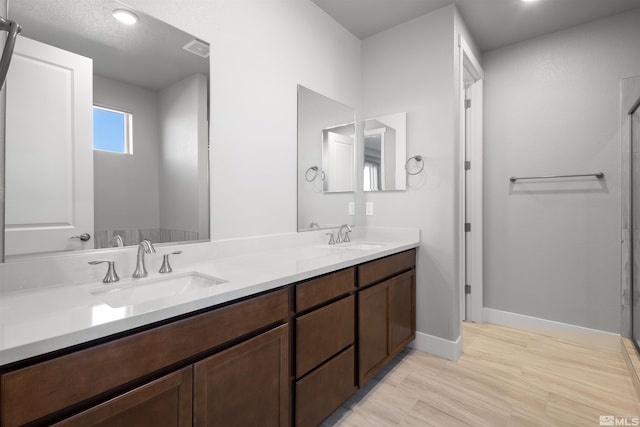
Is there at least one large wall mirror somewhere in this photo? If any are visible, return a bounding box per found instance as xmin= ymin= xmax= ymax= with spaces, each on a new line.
xmin=297 ymin=85 xmax=355 ymax=231
xmin=3 ymin=0 xmax=210 ymax=260
xmin=363 ymin=112 xmax=407 ymax=191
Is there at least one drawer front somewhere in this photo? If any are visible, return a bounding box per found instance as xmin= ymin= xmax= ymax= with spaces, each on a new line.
xmin=296 ymin=267 xmax=355 ymax=312
xmin=296 ymin=295 xmax=355 ymax=378
xmin=296 ymin=346 xmax=356 ymax=427
xmin=358 ymin=249 xmax=416 ymax=288
xmin=0 ymin=288 xmax=289 ymax=427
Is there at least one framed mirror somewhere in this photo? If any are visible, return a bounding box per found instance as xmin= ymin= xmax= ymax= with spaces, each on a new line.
xmin=297 ymin=85 xmax=355 ymax=231
xmin=3 ymin=0 xmax=210 ymax=260
xmin=363 ymin=112 xmax=407 ymax=191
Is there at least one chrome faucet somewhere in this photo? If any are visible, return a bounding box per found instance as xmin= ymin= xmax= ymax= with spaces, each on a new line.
xmin=336 ymin=224 xmax=352 ymax=243
xmin=110 ymin=235 xmax=124 ymax=247
xmin=132 ymin=239 xmax=156 ymax=278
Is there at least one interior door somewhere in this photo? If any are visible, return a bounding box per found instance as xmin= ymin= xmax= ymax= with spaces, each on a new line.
xmin=325 ymin=131 xmax=354 ymax=192
xmin=464 ymin=79 xmax=484 ymax=322
xmin=5 ymin=36 xmax=94 ymax=256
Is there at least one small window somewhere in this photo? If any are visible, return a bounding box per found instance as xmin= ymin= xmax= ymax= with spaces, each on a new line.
xmin=93 ymin=106 xmax=133 ymax=154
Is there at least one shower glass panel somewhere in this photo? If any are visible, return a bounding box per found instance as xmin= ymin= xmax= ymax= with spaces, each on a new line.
xmin=631 ymin=97 xmax=640 ymax=349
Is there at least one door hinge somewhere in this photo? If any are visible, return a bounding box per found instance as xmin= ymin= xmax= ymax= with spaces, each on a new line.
xmin=465 ymin=222 xmax=471 ymax=232
xmin=464 ymin=161 xmax=471 ymax=171
xmin=464 ymin=99 xmax=471 ymax=109
xmin=465 ymin=285 xmax=471 ymax=294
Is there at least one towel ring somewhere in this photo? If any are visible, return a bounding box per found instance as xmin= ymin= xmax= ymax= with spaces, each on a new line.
xmin=405 ymin=155 xmax=424 ymax=175
xmin=305 ymin=166 xmax=325 ymax=182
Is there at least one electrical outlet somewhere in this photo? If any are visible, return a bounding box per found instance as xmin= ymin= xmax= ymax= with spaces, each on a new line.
xmin=348 ymin=202 xmax=355 ymax=215
xmin=366 ymin=202 xmax=374 ymax=216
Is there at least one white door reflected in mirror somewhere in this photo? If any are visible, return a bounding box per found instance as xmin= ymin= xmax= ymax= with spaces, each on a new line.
xmin=5 ymin=37 xmax=94 ymax=257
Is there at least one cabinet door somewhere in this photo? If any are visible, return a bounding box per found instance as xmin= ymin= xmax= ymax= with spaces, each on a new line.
xmin=390 ymin=270 xmax=416 ymax=356
xmin=54 ymin=367 xmax=192 ymax=427
xmin=194 ymin=324 xmax=289 ymax=427
xmin=358 ymin=282 xmax=390 ymax=385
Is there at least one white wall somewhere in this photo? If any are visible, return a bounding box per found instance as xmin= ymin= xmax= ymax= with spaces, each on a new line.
xmin=483 ymin=9 xmax=640 ymax=333
xmin=93 ymin=75 xmax=161 ymax=231
xmin=158 ymin=73 xmax=208 ymax=236
xmin=361 ymin=5 xmax=480 ymax=344
xmin=129 ymin=0 xmax=362 ymax=240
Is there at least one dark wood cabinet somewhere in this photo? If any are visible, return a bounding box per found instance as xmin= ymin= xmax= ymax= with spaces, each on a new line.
xmin=0 ymin=289 xmax=289 ymax=427
xmin=294 ymin=268 xmax=357 ymax=426
xmin=358 ymin=250 xmax=416 ymax=386
xmin=194 ymin=324 xmax=289 ymax=427
xmin=53 ymin=367 xmax=193 ymax=427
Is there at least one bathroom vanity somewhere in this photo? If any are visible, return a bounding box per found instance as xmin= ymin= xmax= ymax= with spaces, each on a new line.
xmin=0 ymin=237 xmax=417 ymax=427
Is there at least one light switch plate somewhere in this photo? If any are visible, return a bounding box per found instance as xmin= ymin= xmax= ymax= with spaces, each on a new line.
xmin=348 ymin=202 xmax=355 ymax=215
xmin=366 ymin=202 xmax=374 ymax=216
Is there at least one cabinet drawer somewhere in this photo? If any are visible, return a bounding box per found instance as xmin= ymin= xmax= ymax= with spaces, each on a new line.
xmin=0 ymin=288 xmax=289 ymax=427
xmin=358 ymin=249 xmax=416 ymax=288
xmin=296 ymin=267 xmax=354 ymax=312
xmin=296 ymin=346 xmax=356 ymax=427
xmin=296 ymin=295 xmax=354 ymax=378
xmin=53 ymin=367 xmax=193 ymax=427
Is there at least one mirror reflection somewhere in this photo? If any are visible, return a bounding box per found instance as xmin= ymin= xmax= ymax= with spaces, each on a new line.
xmin=297 ymin=85 xmax=355 ymax=231
xmin=363 ymin=112 xmax=407 ymax=191
xmin=4 ymin=0 xmax=210 ymax=259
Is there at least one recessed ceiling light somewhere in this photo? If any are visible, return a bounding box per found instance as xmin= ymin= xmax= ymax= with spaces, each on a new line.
xmin=112 ymin=9 xmax=139 ymax=25
xmin=521 ymin=0 xmax=539 ymax=2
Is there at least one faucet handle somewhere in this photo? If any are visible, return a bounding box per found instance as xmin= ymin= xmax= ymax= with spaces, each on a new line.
xmin=159 ymin=251 xmax=182 ymax=274
xmin=325 ymin=233 xmax=336 ymax=245
xmin=343 ymin=229 xmax=351 ymax=243
xmin=89 ymin=260 xmax=120 ymax=283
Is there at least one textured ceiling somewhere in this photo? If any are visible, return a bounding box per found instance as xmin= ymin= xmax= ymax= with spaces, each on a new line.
xmin=311 ymin=0 xmax=640 ymax=51
xmin=9 ymin=0 xmax=209 ymax=91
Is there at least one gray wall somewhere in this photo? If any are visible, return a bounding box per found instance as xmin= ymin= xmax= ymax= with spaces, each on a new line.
xmin=483 ymin=9 xmax=640 ymax=333
xmin=361 ymin=5 xmax=480 ymax=343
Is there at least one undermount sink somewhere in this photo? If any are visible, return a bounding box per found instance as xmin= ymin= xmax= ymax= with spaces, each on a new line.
xmin=90 ymin=272 xmax=228 ymax=309
xmin=343 ymin=243 xmax=384 ymax=250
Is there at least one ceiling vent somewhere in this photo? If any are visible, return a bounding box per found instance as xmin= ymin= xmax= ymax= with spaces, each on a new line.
xmin=183 ymin=39 xmax=210 ymax=58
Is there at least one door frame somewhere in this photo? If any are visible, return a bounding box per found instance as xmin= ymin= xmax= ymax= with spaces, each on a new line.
xmin=458 ymin=35 xmax=484 ymax=324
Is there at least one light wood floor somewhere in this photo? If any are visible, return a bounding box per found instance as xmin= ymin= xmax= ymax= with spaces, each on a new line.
xmin=324 ymin=322 xmax=640 ymax=426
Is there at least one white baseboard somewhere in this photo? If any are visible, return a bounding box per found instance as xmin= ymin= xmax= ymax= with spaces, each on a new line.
xmin=410 ymin=331 xmax=462 ymax=361
xmin=483 ymin=307 xmax=621 ymax=352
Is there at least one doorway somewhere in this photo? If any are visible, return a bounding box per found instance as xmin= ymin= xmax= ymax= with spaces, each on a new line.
xmin=458 ymin=36 xmax=484 ymax=324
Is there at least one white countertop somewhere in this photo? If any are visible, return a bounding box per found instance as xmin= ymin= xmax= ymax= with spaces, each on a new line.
xmin=0 ymin=228 xmax=419 ymax=366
